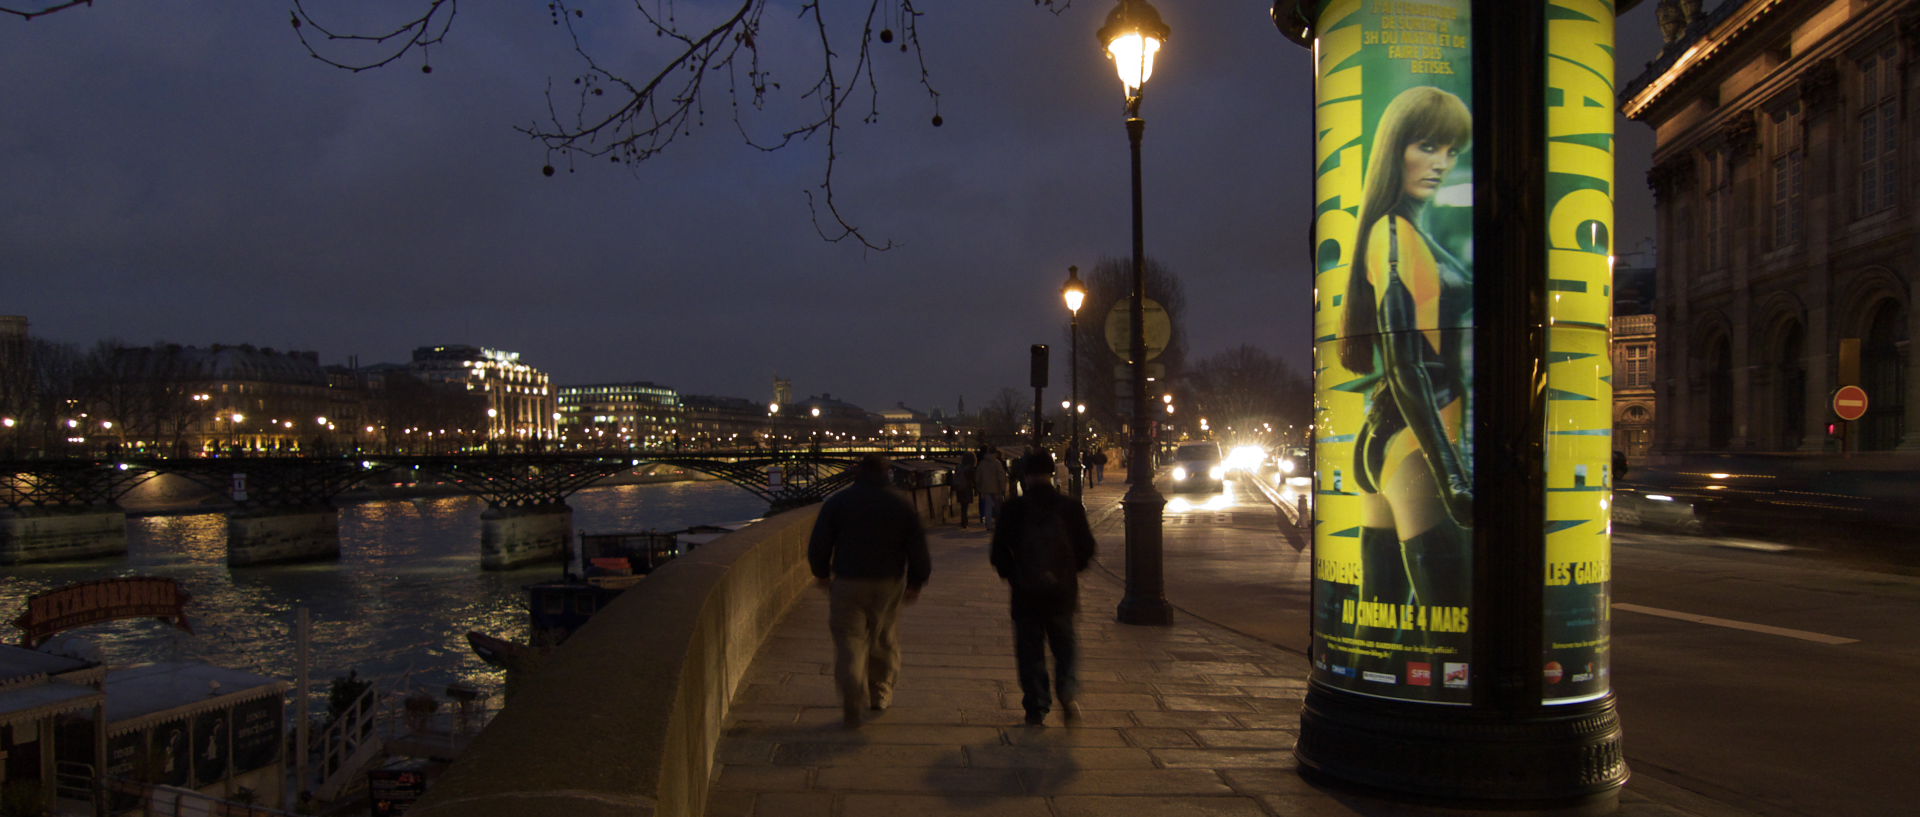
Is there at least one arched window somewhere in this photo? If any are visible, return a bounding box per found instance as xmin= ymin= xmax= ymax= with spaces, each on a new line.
xmin=1861 ymin=301 xmax=1906 ymax=451
xmin=1706 ymin=336 xmax=1734 ymax=450
xmin=1777 ymin=323 xmax=1805 ymax=451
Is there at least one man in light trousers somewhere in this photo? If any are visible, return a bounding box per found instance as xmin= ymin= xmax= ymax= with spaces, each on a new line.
xmin=808 ymin=455 xmax=931 ymax=727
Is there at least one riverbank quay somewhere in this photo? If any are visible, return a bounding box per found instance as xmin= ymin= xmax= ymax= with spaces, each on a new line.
xmin=700 ymin=480 xmax=1713 ymax=817
xmin=409 ymin=475 xmax=1711 ymax=816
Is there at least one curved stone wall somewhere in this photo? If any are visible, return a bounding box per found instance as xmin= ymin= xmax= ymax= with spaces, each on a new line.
xmin=411 ymin=505 xmax=822 ymax=817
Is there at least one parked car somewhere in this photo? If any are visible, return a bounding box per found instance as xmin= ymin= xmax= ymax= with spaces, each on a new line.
xmin=1168 ymin=441 xmax=1226 ymax=493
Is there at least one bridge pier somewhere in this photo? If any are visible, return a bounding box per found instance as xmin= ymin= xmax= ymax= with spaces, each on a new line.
xmin=227 ymin=505 xmax=341 ymax=566
xmin=480 ymin=504 xmax=572 ymax=570
xmin=0 ymin=506 xmax=128 ymax=565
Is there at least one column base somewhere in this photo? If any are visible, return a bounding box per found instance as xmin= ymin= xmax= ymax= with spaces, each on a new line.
xmin=1296 ymin=682 xmax=1627 ymax=808
xmin=0 ymin=507 xmax=127 ymax=565
xmin=228 ymin=507 xmax=341 ymax=566
xmin=1116 ymin=489 xmax=1172 ymax=626
xmin=481 ymin=505 xmax=573 ymax=571
xmin=1115 ymin=595 xmax=1173 ymax=625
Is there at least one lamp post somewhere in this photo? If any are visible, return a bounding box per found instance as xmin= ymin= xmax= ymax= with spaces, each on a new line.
xmin=1062 ymin=265 xmax=1087 ymax=499
xmin=1100 ymin=0 xmax=1172 ymax=626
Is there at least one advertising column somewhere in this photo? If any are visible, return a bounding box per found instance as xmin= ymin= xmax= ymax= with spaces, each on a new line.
xmin=1284 ymin=0 xmax=1626 ymax=805
xmin=1309 ymin=0 xmax=1476 ymax=706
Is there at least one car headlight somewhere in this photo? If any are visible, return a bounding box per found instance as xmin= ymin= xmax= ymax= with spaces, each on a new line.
xmin=1172 ymin=466 xmax=1189 ymax=481
xmin=1280 ymin=458 xmax=1296 ymax=474
xmin=1209 ymin=465 xmax=1225 ymax=481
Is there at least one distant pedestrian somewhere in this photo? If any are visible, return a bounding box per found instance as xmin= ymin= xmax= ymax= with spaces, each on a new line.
xmin=808 ymin=455 xmax=932 ymax=727
xmin=1089 ymin=448 xmax=1108 ymax=485
xmin=991 ymin=450 xmax=1097 ymax=726
xmin=1008 ymin=450 xmax=1028 ymax=498
xmin=954 ymin=452 xmax=978 ymax=529
xmin=978 ymin=448 xmax=1009 ymax=528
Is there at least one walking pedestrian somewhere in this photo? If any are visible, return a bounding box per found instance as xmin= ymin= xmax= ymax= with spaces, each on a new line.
xmin=808 ymin=455 xmax=932 ymax=727
xmin=978 ymin=447 xmax=1009 ymax=528
xmin=990 ymin=450 xmax=1096 ymax=726
xmin=1007 ymin=451 xmax=1027 ymax=499
xmin=1089 ymin=448 xmax=1108 ymax=485
xmin=954 ymin=452 xmax=978 ymax=529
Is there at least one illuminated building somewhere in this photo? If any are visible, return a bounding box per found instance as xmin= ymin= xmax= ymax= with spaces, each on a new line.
xmin=1613 ymin=242 xmax=1658 ymax=460
xmin=1623 ymin=0 xmax=1920 ymax=454
xmin=876 ymin=403 xmax=949 ymax=440
xmin=410 ymin=346 xmax=558 ymax=443
xmin=557 ymin=382 xmax=683 ymax=449
xmin=98 ymin=344 xmax=346 ymax=454
xmin=682 ymin=394 xmax=776 ymax=448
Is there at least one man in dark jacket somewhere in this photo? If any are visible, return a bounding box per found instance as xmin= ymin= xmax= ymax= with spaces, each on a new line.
xmin=808 ymin=455 xmax=932 ymax=727
xmin=990 ymin=450 xmax=1097 ymax=725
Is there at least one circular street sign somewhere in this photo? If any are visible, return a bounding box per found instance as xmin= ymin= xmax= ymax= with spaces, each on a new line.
xmin=1104 ymin=298 xmax=1172 ymax=362
xmin=1832 ymin=385 xmax=1869 ymax=421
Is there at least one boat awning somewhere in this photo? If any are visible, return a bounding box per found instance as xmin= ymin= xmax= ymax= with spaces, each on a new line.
xmin=0 ymin=643 xmax=90 ymax=685
xmin=104 ymin=662 xmax=288 ymax=737
xmin=0 ymin=680 xmax=104 ymax=727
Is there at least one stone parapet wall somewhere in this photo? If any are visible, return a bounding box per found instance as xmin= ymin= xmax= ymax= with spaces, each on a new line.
xmin=411 ymin=504 xmax=822 ymax=817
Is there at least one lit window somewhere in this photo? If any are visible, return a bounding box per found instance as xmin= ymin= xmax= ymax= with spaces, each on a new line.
xmin=1769 ymin=101 xmax=1805 ymax=249
xmin=1703 ymin=150 xmax=1730 ymax=269
xmin=1857 ymin=42 xmax=1900 ymax=216
xmin=1622 ymin=345 xmax=1652 ymax=388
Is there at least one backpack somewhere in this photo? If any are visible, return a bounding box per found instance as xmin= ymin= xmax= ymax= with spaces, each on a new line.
xmin=1013 ymin=501 xmax=1079 ymax=596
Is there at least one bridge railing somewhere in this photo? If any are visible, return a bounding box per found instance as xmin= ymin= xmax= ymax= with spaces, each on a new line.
xmin=407 ymin=505 xmax=824 ymax=817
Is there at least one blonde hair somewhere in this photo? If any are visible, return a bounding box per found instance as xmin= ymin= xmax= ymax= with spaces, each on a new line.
xmin=1338 ymin=86 xmax=1472 ymax=374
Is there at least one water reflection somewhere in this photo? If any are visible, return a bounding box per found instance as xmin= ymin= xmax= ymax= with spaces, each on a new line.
xmin=1 ymin=479 xmax=763 ymax=705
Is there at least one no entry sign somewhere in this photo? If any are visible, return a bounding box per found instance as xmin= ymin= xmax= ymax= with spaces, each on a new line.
xmin=1833 ymin=385 xmax=1869 ymax=421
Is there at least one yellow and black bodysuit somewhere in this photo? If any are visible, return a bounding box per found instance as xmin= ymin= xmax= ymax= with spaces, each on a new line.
xmin=1354 ymin=211 xmax=1473 ymax=617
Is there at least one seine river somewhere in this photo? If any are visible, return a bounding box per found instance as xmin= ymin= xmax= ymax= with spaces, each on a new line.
xmin=1 ymin=479 xmax=766 ymax=707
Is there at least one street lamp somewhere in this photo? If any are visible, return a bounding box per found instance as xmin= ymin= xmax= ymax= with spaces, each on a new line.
xmin=1062 ymin=264 xmax=1087 ymax=499
xmin=1099 ymin=0 xmax=1172 ymax=626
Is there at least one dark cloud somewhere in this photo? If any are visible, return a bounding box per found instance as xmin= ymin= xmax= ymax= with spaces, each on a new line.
xmin=3 ymin=2 xmax=1659 ymax=414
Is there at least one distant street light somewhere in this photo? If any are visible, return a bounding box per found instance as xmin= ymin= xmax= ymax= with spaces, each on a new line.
xmin=1063 ymin=264 xmax=1088 ymax=499
xmin=1100 ymin=0 xmax=1171 ymax=626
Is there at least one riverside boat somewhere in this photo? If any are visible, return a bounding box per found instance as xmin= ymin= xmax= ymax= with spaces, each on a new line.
xmin=466 ymin=524 xmax=749 ymax=674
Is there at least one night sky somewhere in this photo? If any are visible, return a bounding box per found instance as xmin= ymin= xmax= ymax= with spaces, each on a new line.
xmin=3 ymin=1 xmax=1666 ymax=414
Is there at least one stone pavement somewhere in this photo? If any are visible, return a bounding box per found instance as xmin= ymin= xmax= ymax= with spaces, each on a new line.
xmin=704 ymin=479 xmax=1711 ymax=817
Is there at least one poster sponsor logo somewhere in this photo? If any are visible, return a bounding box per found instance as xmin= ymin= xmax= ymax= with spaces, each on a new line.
xmin=1331 ymin=665 xmax=1354 ymax=678
xmin=1543 ymin=661 xmax=1564 ymax=684
xmin=1571 ymin=662 xmax=1595 ymax=683
xmin=1443 ymin=662 xmax=1469 ymax=688
xmin=1407 ymin=662 xmax=1432 ymax=686
xmin=1363 ymin=671 xmax=1398 ymax=685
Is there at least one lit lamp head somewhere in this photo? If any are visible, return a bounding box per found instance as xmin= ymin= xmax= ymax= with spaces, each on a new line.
xmin=1098 ymin=0 xmax=1169 ymax=100
xmin=1062 ymin=265 xmax=1087 ymax=316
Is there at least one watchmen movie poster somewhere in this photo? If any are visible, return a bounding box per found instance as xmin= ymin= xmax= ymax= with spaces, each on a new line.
xmin=1308 ymin=0 xmax=1616 ymax=707
xmin=1540 ymin=0 xmax=1617 ymax=706
xmin=1309 ymin=0 xmax=1477 ymax=705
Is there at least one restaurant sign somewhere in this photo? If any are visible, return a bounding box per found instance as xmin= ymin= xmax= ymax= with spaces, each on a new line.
xmin=13 ymin=576 xmax=192 ymax=647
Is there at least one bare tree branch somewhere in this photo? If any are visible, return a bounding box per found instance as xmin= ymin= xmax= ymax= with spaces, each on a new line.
xmin=289 ymin=0 xmax=456 ymax=74
xmin=0 ymin=0 xmax=94 ymax=22
xmin=293 ymin=0 xmax=1045 ymax=251
xmin=8 ymin=0 xmax=1074 ymax=250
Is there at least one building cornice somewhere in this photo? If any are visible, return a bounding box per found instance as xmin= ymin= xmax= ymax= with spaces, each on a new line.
xmin=1622 ymin=0 xmax=1785 ymax=121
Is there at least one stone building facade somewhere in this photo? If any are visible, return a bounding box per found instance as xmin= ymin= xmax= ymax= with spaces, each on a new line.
xmin=410 ymin=345 xmax=558 ymax=444
xmin=1623 ymin=0 xmax=1920 ymax=456
xmin=557 ymin=382 xmax=684 ymax=449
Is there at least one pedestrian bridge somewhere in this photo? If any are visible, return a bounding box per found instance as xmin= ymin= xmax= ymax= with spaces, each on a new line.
xmin=0 ymin=446 xmax=970 ymax=568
